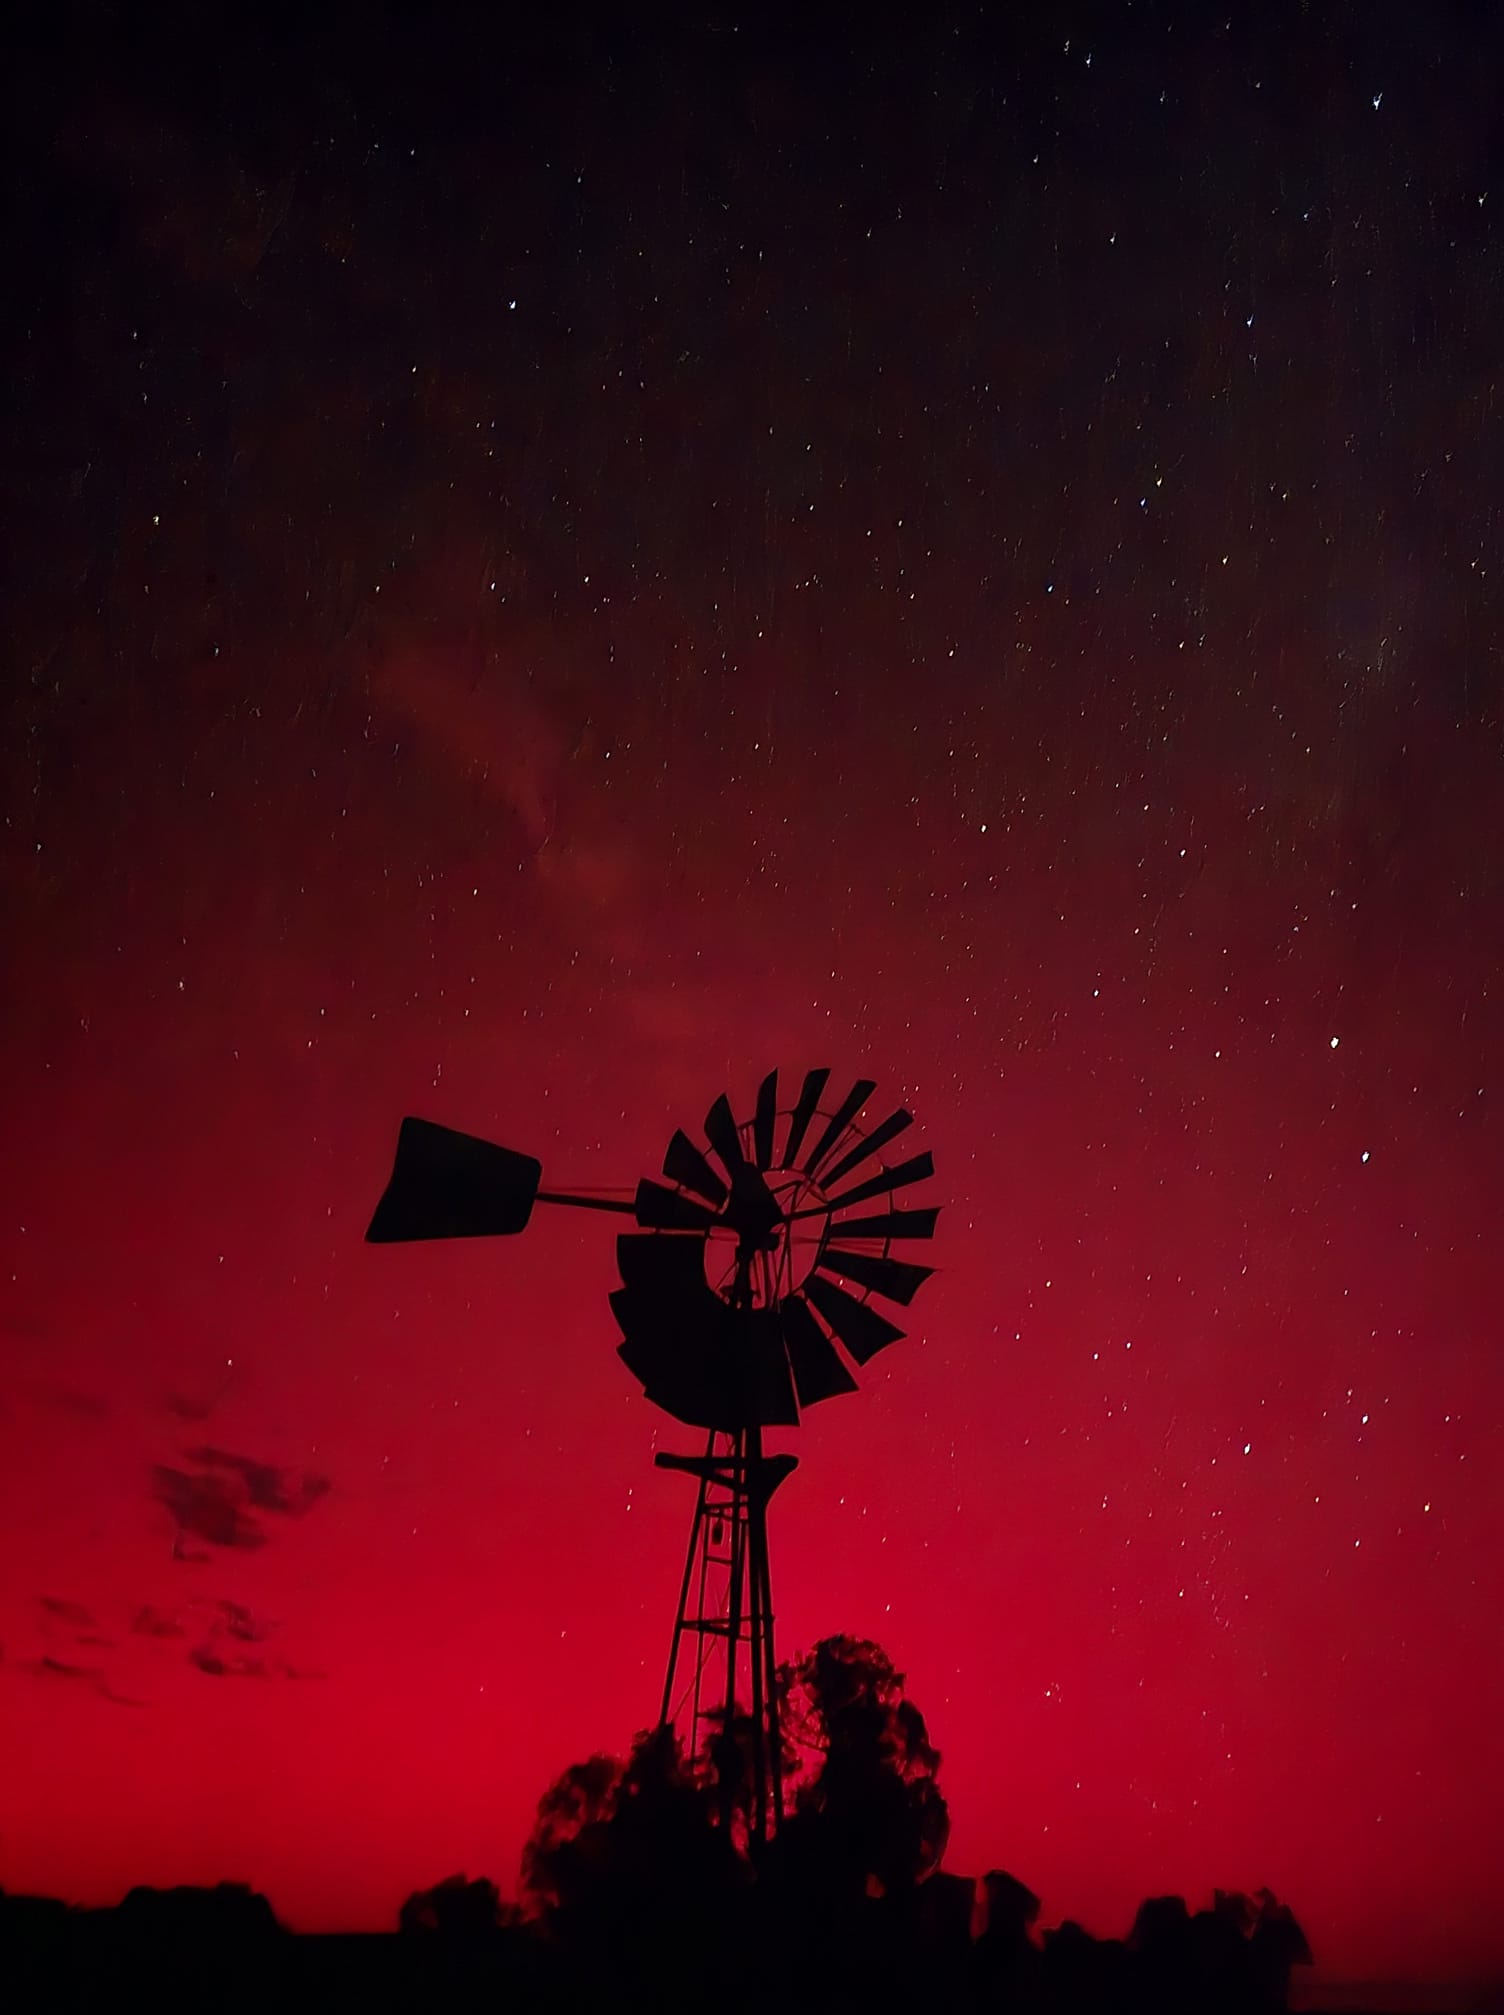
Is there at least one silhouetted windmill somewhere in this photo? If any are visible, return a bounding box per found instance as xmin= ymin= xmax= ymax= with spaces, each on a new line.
xmin=366 ymin=1069 xmax=939 ymax=1841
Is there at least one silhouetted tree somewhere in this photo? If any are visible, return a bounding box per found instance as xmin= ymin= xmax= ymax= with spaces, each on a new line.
xmin=398 ymin=1872 xmax=504 ymax=1935
xmin=976 ymin=1868 xmax=1043 ymax=2011
xmin=1042 ymin=1918 xmax=1129 ymax=2013
xmin=773 ymin=1634 xmax=950 ymax=1899
xmin=1128 ymin=1892 xmax=1194 ymax=2014
xmin=1034 ymin=1884 xmax=1313 ymax=2015
xmin=1248 ymin=1889 xmax=1313 ymax=2011
xmin=519 ymin=1724 xmax=748 ymax=2004
xmin=519 ymin=1748 xmax=623 ymax=1916
xmin=116 ymin=1882 xmax=282 ymax=1938
xmin=1186 ymin=1889 xmax=1260 ymax=2012
xmin=97 ymin=1886 xmax=286 ymax=2015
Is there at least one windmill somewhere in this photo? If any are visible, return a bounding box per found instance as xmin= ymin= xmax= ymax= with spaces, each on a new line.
xmin=366 ymin=1067 xmax=939 ymax=1842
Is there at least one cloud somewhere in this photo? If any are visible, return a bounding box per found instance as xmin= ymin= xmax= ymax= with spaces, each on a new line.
xmin=131 ymin=1605 xmax=187 ymax=1640
xmin=189 ymin=1646 xmax=273 ymax=1681
xmin=165 ymin=1364 xmax=237 ymax=1423
xmin=166 ymin=1392 xmax=214 ymax=1422
xmin=374 ymin=656 xmax=566 ymax=854
xmin=182 ymin=1595 xmax=312 ymax=1682
xmin=129 ymin=1597 xmax=307 ymax=1687
xmin=29 ymin=1382 xmax=112 ymax=1421
xmin=154 ymin=1465 xmax=267 ymax=1551
xmin=20 ymin=1655 xmax=143 ymax=1708
xmin=39 ymin=1596 xmax=96 ymax=1631
xmin=153 ymin=1445 xmax=330 ymax=1552
xmin=9 ymin=1615 xmax=144 ymax=1709
xmin=183 ymin=1447 xmax=332 ymax=1519
xmin=372 ymin=655 xmax=660 ymax=966
xmin=186 ymin=1643 xmax=319 ymax=1684
xmin=36 ymin=1654 xmax=106 ymax=1686
xmin=193 ymin=1597 xmax=273 ymax=1643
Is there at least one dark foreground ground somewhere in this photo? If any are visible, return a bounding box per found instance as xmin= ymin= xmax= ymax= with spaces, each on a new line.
xmin=0 ymin=1925 xmax=1475 ymax=2015
xmin=5 ymin=1878 xmax=1489 ymax=2015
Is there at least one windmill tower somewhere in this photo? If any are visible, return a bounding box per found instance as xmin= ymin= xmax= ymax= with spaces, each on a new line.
xmin=367 ymin=1067 xmax=940 ymax=1842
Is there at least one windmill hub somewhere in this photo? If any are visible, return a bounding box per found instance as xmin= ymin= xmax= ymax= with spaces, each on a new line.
xmin=726 ymin=1164 xmax=784 ymax=1256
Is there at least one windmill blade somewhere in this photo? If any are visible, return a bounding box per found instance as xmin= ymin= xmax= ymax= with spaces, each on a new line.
xmin=817 ymin=1108 xmax=914 ymax=1192
xmin=827 ymin=1206 xmax=939 ymax=1241
xmin=616 ymin=1232 xmax=711 ymax=1300
xmin=634 ymin=1179 xmax=719 ymax=1232
xmin=613 ymin=1280 xmax=733 ymax=1391
xmin=781 ymin=1296 xmax=859 ymax=1406
xmin=802 ymin=1077 xmax=878 ymax=1177
xmin=612 ymin=1251 xmax=731 ymax=1391
xmin=817 ymin=1247 xmax=933 ymax=1306
xmin=663 ymin=1129 xmax=729 ymax=1209
xmin=752 ymin=1070 xmax=779 ymax=1170
xmin=640 ymin=1374 xmax=728 ymax=1432
xmin=703 ymin=1093 xmax=748 ymax=1176
xmin=366 ymin=1118 xmax=542 ymax=1242
xmin=614 ymin=1300 xmax=735 ymax=1432
xmin=729 ymin=1307 xmax=800 ymax=1427
xmin=615 ymin=1293 xmax=788 ymax=1432
xmin=610 ymin=1283 xmax=724 ymax=1344
xmin=803 ymin=1273 xmax=906 ymax=1365
xmin=822 ymin=1149 xmax=935 ymax=1215
xmin=615 ymin=1315 xmax=687 ymax=1394
xmin=782 ymin=1067 xmax=830 ymax=1169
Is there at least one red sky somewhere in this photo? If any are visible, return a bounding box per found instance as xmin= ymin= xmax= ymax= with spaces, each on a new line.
xmin=3 ymin=5 xmax=1502 ymax=2000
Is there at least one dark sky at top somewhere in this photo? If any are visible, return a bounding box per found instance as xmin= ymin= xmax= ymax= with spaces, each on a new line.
xmin=3 ymin=1 xmax=1502 ymax=1996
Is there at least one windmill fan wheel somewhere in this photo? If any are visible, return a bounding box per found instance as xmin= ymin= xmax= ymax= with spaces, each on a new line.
xmin=612 ymin=1068 xmax=939 ymax=1432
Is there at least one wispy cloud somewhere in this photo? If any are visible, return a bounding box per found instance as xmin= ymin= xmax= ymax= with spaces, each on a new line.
xmin=39 ymin=1596 xmax=96 ymax=1631
xmin=189 ymin=1645 xmax=273 ymax=1681
xmin=185 ymin=1599 xmax=317 ymax=1683
xmin=197 ymin=1597 xmax=273 ymax=1643
xmin=131 ymin=1604 xmax=187 ymax=1640
xmin=36 ymin=1653 xmax=106 ymax=1685
xmin=22 ymin=1655 xmax=144 ymax=1709
xmin=374 ymin=656 xmax=566 ymax=855
xmin=28 ymin=1383 xmax=112 ymax=1421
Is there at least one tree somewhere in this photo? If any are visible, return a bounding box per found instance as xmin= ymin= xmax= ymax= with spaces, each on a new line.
xmin=1249 ymin=1889 xmax=1314 ymax=2010
xmin=517 ymin=1725 xmax=747 ymax=2002
xmin=772 ymin=1634 xmax=950 ymax=1899
xmin=518 ymin=1751 xmax=623 ymax=1918
xmin=397 ymin=1873 xmax=504 ymax=1936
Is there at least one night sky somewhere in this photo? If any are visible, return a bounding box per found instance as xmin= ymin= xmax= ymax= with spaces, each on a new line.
xmin=3 ymin=2 xmax=1502 ymax=1998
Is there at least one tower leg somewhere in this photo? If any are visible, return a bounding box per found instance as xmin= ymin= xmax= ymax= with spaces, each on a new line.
xmin=746 ymin=1426 xmax=768 ymax=1841
xmin=719 ymin=1428 xmax=748 ymax=1832
xmin=659 ymin=1431 xmax=715 ymax=1729
xmin=653 ymin=1438 xmax=796 ymax=1841
xmin=762 ymin=1526 xmax=785 ymax=1828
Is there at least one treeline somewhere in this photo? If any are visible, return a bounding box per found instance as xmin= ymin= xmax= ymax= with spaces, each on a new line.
xmin=0 ymin=1638 xmax=1311 ymax=2013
